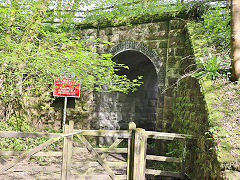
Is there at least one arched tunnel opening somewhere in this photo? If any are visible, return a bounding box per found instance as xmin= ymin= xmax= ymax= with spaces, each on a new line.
xmin=112 ymin=50 xmax=158 ymax=130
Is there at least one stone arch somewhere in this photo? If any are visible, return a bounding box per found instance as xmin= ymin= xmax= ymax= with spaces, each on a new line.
xmin=109 ymin=41 xmax=165 ymax=130
xmin=110 ymin=41 xmax=165 ymax=78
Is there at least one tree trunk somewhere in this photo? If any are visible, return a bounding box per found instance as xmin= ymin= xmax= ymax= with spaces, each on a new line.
xmin=231 ymin=0 xmax=240 ymax=80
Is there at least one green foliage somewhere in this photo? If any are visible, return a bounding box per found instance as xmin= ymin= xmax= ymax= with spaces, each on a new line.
xmin=83 ymin=0 xmax=185 ymax=23
xmin=187 ymin=5 xmax=231 ymax=80
xmin=0 ymin=135 xmax=63 ymax=151
xmin=194 ymin=53 xmax=229 ymax=80
xmin=0 ymin=0 xmax=143 ymax=128
xmin=0 ymin=121 xmax=62 ymax=151
xmin=202 ymin=6 xmax=231 ymax=51
xmin=7 ymin=114 xmax=32 ymax=132
xmin=27 ymin=0 xmax=212 ymax=27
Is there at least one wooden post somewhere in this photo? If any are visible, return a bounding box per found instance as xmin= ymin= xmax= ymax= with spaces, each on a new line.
xmin=61 ymin=124 xmax=69 ymax=180
xmin=127 ymin=122 xmax=136 ymax=180
xmin=133 ymin=128 xmax=147 ymax=180
xmin=61 ymin=121 xmax=74 ymax=180
xmin=66 ymin=121 xmax=74 ymax=179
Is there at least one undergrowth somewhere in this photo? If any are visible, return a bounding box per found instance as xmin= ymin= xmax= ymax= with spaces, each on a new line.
xmin=0 ymin=119 xmax=63 ymax=151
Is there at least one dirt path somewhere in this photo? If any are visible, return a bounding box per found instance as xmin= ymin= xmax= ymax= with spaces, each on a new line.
xmin=0 ymin=149 xmax=127 ymax=180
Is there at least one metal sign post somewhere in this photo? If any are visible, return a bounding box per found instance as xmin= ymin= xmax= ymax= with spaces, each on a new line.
xmin=53 ymin=78 xmax=81 ymax=132
xmin=63 ymin=97 xmax=68 ymax=132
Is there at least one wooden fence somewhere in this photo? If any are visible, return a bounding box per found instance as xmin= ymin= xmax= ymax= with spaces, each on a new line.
xmin=0 ymin=121 xmax=192 ymax=180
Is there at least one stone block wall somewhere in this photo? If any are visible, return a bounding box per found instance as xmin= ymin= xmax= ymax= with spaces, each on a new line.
xmin=77 ymin=19 xmax=191 ymax=132
xmin=168 ymin=27 xmax=223 ymax=179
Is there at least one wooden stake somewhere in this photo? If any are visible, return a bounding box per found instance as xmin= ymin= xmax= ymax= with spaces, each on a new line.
xmin=66 ymin=121 xmax=74 ymax=179
xmin=133 ymin=128 xmax=147 ymax=180
xmin=61 ymin=124 xmax=69 ymax=180
xmin=127 ymin=122 xmax=136 ymax=180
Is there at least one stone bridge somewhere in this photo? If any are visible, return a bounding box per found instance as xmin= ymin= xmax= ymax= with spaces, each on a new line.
xmin=75 ymin=16 xmax=207 ymax=134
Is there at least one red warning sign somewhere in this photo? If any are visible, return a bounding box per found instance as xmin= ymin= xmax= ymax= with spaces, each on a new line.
xmin=53 ymin=78 xmax=80 ymax=97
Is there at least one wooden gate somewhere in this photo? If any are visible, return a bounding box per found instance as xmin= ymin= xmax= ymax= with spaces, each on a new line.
xmin=0 ymin=121 xmax=191 ymax=179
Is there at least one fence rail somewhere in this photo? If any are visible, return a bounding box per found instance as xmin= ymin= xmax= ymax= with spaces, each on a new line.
xmin=0 ymin=121 xmax=192 ymax=179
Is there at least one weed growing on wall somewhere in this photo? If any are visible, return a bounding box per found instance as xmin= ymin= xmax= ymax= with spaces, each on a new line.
xmin=187 ymin=5 xmax=231 ymax=80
